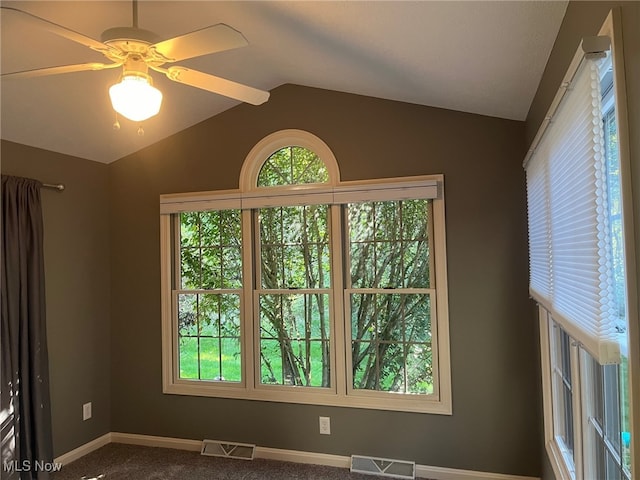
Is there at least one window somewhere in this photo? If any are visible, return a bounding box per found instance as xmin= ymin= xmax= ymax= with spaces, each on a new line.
xmin=543 ymin=312 xmax=632 ymax=480
xmin=550 ymin=323 xmax=576 ymax=471
xmin=256 ymin=203 xmax=332 ymax=388
xmin=347 ymin=199 xmax=434 ymax=395
xmin=528 ymin=15 xmax=635 ymax=480
xmin=160 ymin=129 xmax=451 ymax=414
xmin=257 ymin=146 xmax=329 ymax=186
xmin=582 ymin=350 xmax=631 ymax=480
xmin=177 ymin=210 xmax=243 ymax=382
xmin=584 ymin=59 xmax=632 ymax=479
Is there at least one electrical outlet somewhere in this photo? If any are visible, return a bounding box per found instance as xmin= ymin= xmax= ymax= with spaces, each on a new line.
xmin=83 ymin=402 xmax=92 ymax=421
xmin=319 ymin=416 xmax=331 ymax=435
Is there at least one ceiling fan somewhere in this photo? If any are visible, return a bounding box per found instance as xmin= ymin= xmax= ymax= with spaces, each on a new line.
xmin=0 ymin=1 xmax=270 ymax=124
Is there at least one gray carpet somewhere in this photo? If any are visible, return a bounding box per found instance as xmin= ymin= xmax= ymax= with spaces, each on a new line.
xmin=51 ymin=443 xmax=388 ymax=479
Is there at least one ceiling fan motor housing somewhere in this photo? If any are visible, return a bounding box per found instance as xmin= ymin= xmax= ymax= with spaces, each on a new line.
xmin=101 ymin=26 xmax=161 ymax=47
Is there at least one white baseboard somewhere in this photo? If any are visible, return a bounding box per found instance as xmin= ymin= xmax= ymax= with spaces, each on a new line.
xmin=57 ymin=432 xmax=541 ymax=480
xmin=415 ymin=463 xmax=541 ymax=480
xmin=256 ymin=446 xmax=350 ymax=469
xmin=111 ymin=432 xmax=202 ymax=451
xmin=54 ymin=433 xmax=111 ymax=465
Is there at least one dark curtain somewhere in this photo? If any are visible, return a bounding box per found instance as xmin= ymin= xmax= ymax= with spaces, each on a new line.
xmin=1 ymin=175 xmax=53 ymax=479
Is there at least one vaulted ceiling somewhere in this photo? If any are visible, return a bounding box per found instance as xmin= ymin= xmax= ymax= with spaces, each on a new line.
xmin=0 ymin=1 xmax=568 ymax=163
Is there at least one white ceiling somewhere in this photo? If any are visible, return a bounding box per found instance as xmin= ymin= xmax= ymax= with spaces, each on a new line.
xmin=0 ymin=1 xmax=568 ymax=164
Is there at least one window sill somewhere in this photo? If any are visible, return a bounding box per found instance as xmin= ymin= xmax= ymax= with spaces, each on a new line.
xmin=163 ymin=380 xmax=452 ymax=415
xmin=545 ymin=439 xmax=576 ymax=480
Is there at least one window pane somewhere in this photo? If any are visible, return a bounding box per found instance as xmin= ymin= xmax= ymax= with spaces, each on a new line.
xmin=180 ymin=212 xmax=200 ymax=248
xmin=179 ymin=337 xmax=198 ymax=379
xmin=602 ymin=78 xmax=631 ymax=479
xmin=606 ymin=453 xmax=622 ymax=480
xmin=349 ymin=200 xmax=430 ymax=289
xmin=352 ymin=341 xmax=375 ymax=390
xmin=351 ymin=293 xmax=432 ymax=394
xmin=201 ymin=247 xmax=221 ymax=289
xmin=177 ymin=293 xmax=241 ymax=382
xmin=260 ymin=205 xmax=330 ymax=289
xmin=180 ymin=210 xmax=242 ymax=290
xmin=604 ymin=364 xmax=621 ymax=451
xmin=221 ymin=337 xmax=242 ymax=382
xmin=620 ymin=356 xmax=631 ymax=475
xmin=258 ymin=146 xmax=329 ymax=186
xmin=222 ymin=246 xmax=242 ymax=289
xmin=178 ymin=293 xmax=198 ymax=337
xmin=604 ymin=107 xmax=626 ymax=326
xmin=181 ymin=247 xmax=201 ymax=289
xmin=348 ymin=199 xmax=433 ymax=396
xmin=551 ymin=325 xmax=574 ymax=460
xmin=585 ymin=349 xmax=631 ymax=480
xmin=406 ymin=343 xmax=433 ymax=394
xmin=259 ymin=293 xmax=330 ymax=387
xmin=199 ymin=337 xmax=221 ymax=380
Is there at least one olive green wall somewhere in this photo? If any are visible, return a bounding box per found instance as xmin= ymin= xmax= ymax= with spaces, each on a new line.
xmin=525 ymin=3 xmax=640 ymax=479
xmin=1 ymin=140 xmax=111 ymax=457
xmin=109 ymin=84 xmax=539 ymax=476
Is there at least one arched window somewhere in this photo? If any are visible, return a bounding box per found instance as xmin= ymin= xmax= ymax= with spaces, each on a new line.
xmin=239 ymin=129 xmax=339 ymax=191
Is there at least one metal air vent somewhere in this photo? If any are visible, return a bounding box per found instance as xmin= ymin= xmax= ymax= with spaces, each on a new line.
xmin=350 ymin=454 xmax=415 ymax=479
xmin=201 ymin=439 xmax=255 ymax=460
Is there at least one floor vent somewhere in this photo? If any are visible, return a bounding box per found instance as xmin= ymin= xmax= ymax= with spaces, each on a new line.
xmin=350 ymin=455 xmax=415 ymax=479
xmin=201 ymin=439 xmax=255 ymax=460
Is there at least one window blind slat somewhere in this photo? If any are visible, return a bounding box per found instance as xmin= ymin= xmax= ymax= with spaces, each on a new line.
xmin=525 ymin=56 xmax=619 ymax=365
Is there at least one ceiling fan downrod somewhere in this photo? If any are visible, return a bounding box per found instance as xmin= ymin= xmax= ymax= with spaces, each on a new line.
xmin=132 ymin=0 xmax=138 ymax=29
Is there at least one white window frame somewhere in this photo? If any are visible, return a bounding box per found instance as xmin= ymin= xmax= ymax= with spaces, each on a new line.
xmin=535 ymin=11 xmax=637 ymax=480
xmin=544 ymin=311 xmax=583 ymax=480
xmin=580 ymin=348 xmax=632 ymax=480
xmin=542 ymin=309 xmax=632 ymax=480
xmin=160 ymin=129 xmax=452 ymax=414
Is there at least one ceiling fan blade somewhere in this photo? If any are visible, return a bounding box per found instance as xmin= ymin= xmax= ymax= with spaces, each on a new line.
xmin=1 ymin=62 xmax=121 ymax=79
xmin=150 ymin=24 xmax=248 ymax=63
xmin=0 ymin=6 xmax=116 ymax=55
xmin=163 ymin=66 xmax=269 ymax=105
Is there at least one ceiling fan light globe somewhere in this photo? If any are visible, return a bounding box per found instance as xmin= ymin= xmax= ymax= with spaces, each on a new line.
xmin=109 ymin=75 xmax=162 ymax=122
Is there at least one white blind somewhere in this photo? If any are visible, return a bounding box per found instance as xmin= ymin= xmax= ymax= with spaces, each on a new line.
xmin=526 ymin=143 xmax=551 ymax=301
xmin=525 ymin=55 xmax=619 ymax=364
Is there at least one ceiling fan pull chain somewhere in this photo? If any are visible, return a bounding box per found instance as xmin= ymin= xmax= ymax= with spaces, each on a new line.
xmin=137 ymin=126 xmax=145 ymax=136
xmin=113 ymin=113 xmax=121 ymax=131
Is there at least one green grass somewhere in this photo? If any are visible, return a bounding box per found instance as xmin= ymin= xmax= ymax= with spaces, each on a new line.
xmin=179 ymin=337 xmax=241 ymax=381
xmin=180 ymin=336 xmax=433 ymax=394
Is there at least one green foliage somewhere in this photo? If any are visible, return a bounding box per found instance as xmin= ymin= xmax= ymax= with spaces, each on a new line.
xmin=258 ymin=147 xmax=329 ymax=187
xmin=180 ymin=210 xmax=242 ymax=290
xmin=178 ymin=211 xmax=243 ymax=381
xmin=176 ymin=174 xmax=434 ymax=395
xmin=260 ymin=205 xmax=329 ymax=289
xmin=351 ymin=294 xmax=432 ymax=393
xmin=258 ymin=205 xmax=331 ymax=387
xmin=349 ymin=200 xmax=430 ymax=289
xmin=349 ymin=200 xmax=433 ymax=393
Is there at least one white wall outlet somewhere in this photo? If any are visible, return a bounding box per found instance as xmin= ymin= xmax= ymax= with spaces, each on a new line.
xmin=82 ymin=402 xmax=92 ymax=421
xmin=319 ymin=416 xmax=331 ymax=435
